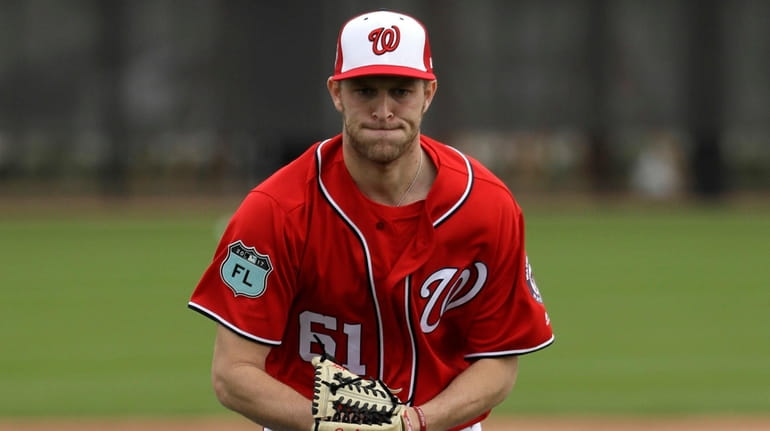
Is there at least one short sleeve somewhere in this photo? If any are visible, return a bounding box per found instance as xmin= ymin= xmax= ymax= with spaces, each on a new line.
xmin=188 ymin=190 xmax=299 ymax=345
xmin=464 ymin=202 xmax=554 ymax=358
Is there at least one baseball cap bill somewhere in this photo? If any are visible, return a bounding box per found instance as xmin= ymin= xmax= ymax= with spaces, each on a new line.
xmin=332 ymin=10 xmax=435 ymax=81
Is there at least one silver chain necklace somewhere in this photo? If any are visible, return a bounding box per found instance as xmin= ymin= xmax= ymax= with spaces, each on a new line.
xmin=395 ymin=149 xmax=423 ymax=207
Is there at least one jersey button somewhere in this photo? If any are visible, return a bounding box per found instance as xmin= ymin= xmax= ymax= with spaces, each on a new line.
xmin=375 ymin=221 xmax=385 ymax=230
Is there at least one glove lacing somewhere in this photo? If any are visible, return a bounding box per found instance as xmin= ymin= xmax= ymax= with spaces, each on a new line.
xmin=316 ymin=358 xmax=403 ymax=425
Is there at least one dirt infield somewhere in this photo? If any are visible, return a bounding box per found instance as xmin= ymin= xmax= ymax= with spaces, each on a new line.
xmin=3 ymin=416 xmax=770 ymax=431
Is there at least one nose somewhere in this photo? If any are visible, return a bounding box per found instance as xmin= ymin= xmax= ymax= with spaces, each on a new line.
xmin=371 ymin=95 xmax=394 ymax=120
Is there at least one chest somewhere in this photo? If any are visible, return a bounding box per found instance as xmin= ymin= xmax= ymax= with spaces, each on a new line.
xmin=297 ymin=204 xmax=491 ymax=309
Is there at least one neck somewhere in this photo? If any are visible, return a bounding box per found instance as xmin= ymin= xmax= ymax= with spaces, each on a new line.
xmin=395 ymin=149 xmax=423 ymax=206
xmin=342 ymin=141 xmax=429 ymax=207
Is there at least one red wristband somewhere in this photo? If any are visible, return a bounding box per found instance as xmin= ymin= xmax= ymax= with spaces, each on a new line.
xmin=414 ymin=406 xmax=427 ymax=431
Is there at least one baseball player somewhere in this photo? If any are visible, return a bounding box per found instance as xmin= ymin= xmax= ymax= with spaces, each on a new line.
xmin=189 ymin=10 xmax=554 ymax=431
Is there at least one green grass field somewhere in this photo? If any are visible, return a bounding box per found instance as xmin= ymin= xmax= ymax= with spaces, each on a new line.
xmin=506 ymin=204 xmax=770 ymax=416
xmin=1 ymin=200 xmax=769 ymax=418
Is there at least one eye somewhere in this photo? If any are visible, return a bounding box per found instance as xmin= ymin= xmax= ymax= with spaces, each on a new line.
xmin=391 ymin=88 xmax=411 ymax=98
xmin=354 ymin=88 xmax=376 ymax=97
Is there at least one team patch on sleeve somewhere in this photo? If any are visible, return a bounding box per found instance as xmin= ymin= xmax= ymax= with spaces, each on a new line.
xmin=220 ymin=240 xmax=273 ymax=298
xmin=525 ymin=255 xmax=543 ymax=303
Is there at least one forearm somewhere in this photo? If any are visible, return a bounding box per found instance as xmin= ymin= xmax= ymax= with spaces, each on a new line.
xmin=213 ymin=361 xmax=313 ymax=431
xmin=212 ymin=325 xmax=314 ymax=431
xmin=413 ymin=356 xmax=518 ymax=431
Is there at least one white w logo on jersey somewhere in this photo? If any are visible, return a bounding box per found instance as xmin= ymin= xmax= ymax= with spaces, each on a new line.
xmin=419 ymin=262 xmax=488 ymax=333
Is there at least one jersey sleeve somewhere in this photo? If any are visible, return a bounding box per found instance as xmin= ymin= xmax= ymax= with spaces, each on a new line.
xmin=464 ymin=200 xmax=554 ymax=358
xmin=188 ymin=190 xmax=299 ymax=345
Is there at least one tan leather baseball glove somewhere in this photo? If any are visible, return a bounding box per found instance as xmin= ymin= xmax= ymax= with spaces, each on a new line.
xmin=311 ymin=355 xmax=409 ymax=431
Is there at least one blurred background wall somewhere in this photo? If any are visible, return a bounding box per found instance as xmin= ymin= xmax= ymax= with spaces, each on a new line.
xmin=0 ymin=0 xmax=768 ymax=201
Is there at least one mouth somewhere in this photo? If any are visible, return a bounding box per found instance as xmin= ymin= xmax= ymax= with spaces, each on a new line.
xmin=363 ymin=125 xmax=401 ymax=131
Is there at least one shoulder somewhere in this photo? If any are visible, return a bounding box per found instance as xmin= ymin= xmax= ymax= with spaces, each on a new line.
xmin=422 ymin=134 xmax=518 ymax=209
xmin=242 ymin=141 xmax=322 ymax=214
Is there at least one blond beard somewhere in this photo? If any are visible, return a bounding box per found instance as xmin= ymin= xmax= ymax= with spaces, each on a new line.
xmin=343 ymin=121 xmax=421 ymax=165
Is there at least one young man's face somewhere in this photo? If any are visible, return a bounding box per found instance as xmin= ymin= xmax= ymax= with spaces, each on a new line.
xmin=328 ymin=75 xmax=437 ymax=164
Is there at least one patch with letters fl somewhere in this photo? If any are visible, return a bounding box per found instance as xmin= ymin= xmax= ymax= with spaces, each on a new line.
xmin=525 ymin=255 xmax=543 ymax=303
xmin=220 ymin=240 xmax=273 ymax=298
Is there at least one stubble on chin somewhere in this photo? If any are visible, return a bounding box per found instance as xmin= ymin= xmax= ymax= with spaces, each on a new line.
xmin=344 ymin=124 xmax=419 ymax=165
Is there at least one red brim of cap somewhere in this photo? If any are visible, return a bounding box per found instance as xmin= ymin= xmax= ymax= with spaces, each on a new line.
xmin=332 ymin=65 xmax=436 ymax=81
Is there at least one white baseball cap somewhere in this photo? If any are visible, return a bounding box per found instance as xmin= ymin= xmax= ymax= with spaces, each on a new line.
xmin=332 ymin=10 xmax=435 ymax=81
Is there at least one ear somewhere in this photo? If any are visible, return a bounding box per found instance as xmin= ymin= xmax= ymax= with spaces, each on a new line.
xmin=327 ymin=77 xmax=344 ymax=113
xmin=422 ymin=79 xmax=438 ymax=114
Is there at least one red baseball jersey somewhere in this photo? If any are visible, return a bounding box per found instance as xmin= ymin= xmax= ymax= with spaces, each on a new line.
xmin=189 ymin=134 xmax=554 ymax=430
